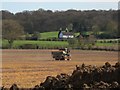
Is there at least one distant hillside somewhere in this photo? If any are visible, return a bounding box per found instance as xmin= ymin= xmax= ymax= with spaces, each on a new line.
xmin=2 ymin=9 xmax=118 ymax=39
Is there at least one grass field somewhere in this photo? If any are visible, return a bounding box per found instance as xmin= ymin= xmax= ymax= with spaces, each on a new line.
xmin=2 ymin=49 xmax=118 ymax=88
xmin=2 ymin=31 xmax=119 ymax=49
xmin=95 ymin=42 xmax=118 ymax=47
xmin=95 ymin=39 xmax=119 ymax=50
xmin=40 ymin=31 xmax=59 ymax=39
xmin=2 ymin=40 xmax=69 ymax=48
xmin=2 ymin=39 xmax=118 ymax=48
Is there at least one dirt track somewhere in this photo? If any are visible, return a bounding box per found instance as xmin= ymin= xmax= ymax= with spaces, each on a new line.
xmin=2 ymin=49 xmax=119 ymax=88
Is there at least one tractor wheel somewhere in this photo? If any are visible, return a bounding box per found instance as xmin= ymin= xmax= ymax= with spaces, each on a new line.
xmin=60 ymin=57 xmax=64 ymax=60
xmin=55 ymin=58 xmax=59 ymax=60
xmin=67 ymin=58 xmax=71 ymax=61
xmin=67 ymin=57 xmax=71 ymax=61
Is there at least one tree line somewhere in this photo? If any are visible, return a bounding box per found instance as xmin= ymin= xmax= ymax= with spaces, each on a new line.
xmin=1 ymin=9 xmax=119 ymax=39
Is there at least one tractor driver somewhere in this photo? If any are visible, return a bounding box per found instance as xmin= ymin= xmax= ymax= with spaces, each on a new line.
xmin=64 ymin=48 xmax=70 ymax=56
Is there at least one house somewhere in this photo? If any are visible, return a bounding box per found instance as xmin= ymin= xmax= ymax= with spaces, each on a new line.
xmin=58 ymin=31 xmax=74 ymax=39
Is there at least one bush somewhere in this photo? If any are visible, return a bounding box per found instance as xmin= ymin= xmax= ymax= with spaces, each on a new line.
xmin=67 ymin=38 xmax=79 ymax=48
xmin=2 ymin=45 xmax=9 ymax=49
xmin=19 ymin=44 xmax=38 ymax=49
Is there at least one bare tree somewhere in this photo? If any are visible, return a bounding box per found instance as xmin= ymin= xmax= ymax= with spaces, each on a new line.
xmin=2 ymin=19 xmax=24 ymax=48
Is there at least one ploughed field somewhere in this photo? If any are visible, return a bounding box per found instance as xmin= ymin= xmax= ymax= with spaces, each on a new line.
xmin=2 ymin=49 xmax=118 ymax=88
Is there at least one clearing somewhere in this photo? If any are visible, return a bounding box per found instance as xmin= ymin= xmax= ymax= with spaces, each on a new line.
xmin=2 ymin=49 xmax=118 ymax=88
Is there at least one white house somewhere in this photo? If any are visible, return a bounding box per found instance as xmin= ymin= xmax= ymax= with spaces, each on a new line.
xmin=58 ymin=31 xmax=74 ymax=39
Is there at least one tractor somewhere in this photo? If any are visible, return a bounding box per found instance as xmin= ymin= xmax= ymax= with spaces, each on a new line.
xmin=51 ymin=48 xmax=71 ymax=61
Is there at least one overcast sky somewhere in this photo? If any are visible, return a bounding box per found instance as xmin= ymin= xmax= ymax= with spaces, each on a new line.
xmin=1 ymin=2 xmax=118 ymax=14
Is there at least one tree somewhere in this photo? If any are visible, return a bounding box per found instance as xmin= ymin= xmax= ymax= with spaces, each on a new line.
xmin=92 ymin=24 xmax=100 ymax=37
xmin=2 ymin=9 xmax=118 ymax=39
xmin=2 ymin=19 xmax=24 ymax=48
xmin=67 ymin=38 xmax=79 ymax=48
xmin=67 ymin=23 xmax=73 ymax=32
xmin=106 ymin=21 xmax=118 ymax=38
xmin=77 ymin=35 xmax=96 ymax=49
xmin=2 ymin=10 xmax=14 ymax=19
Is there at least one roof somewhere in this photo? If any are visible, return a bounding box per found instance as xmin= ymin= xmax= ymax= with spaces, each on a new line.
xmin=61 ymin=32 xmax=74 ymax=36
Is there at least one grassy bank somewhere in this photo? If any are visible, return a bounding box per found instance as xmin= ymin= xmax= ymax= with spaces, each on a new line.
xmin=2 ymin=39 xmax=119 ymax=50
xmin=2 ymin=40 xmax=69 ymax=49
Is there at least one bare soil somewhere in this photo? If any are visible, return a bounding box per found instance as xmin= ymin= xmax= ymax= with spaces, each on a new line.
xmin=1 ymin=49 xmax=118 ymax=88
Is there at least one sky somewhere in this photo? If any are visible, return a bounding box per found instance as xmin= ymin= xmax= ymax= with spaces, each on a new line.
xmin=1 ymin=2 xmax=119 ymax=14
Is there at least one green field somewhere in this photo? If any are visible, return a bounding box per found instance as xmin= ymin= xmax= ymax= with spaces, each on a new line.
xmin=2 ymin=30 xmax=119 ymax=49
xmin=2 ymin=40 xmax=69 ymax=49
xmin=96 ymin=39 xmax=119 ymax=47
xmin=2 ymin=39 xmax=118 ymax=49
xmin=40 ymin=31 xmax=59 ymax=39
xmin=95 ymin=42 xmax=118 ymax=47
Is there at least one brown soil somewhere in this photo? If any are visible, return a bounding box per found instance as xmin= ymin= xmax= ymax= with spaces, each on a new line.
xmin=1 ymin=49 xmax=118 ymax=88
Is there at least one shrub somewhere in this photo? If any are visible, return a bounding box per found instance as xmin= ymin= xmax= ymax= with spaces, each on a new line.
xmin=2 ymin=45 xmax=9 ymax=49
xmin=19 ymin=44 xmax=38 ymax=49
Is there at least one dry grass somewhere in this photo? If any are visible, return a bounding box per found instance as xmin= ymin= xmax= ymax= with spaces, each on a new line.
xmin=2 ymin=49 xmax=118 ymax=88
